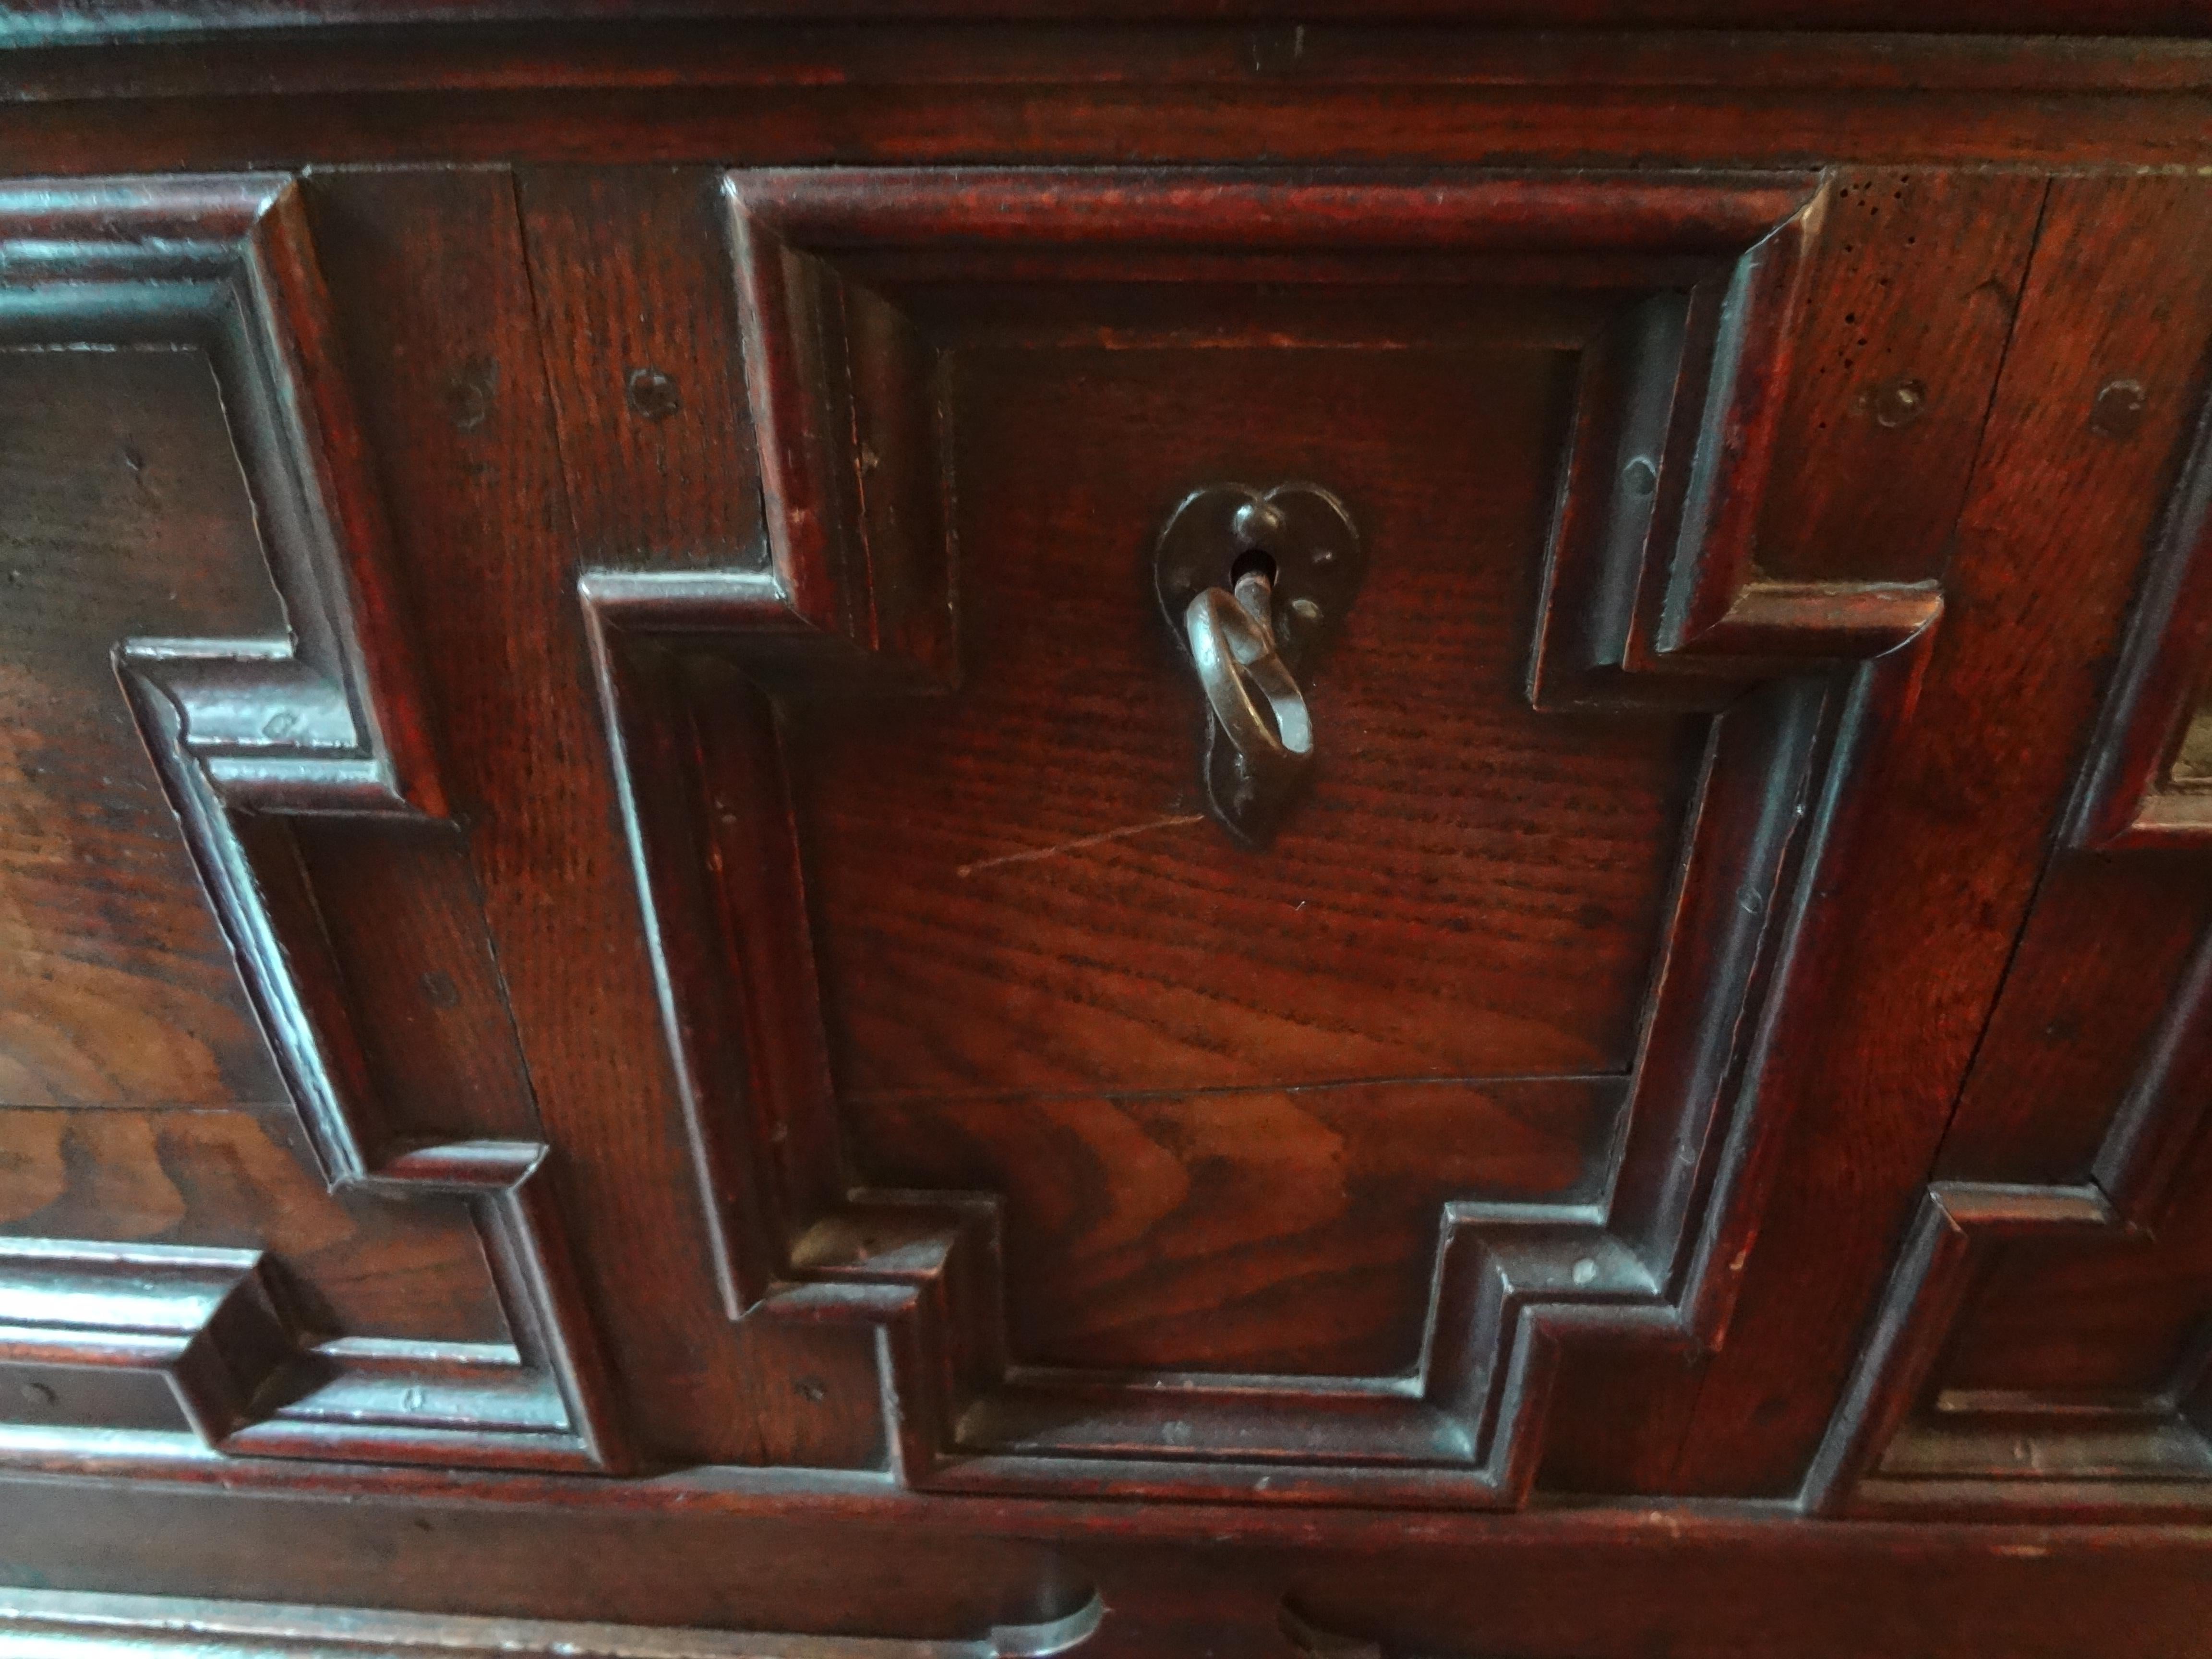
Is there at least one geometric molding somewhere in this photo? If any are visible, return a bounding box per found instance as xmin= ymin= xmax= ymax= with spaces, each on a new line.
xmin=0 ymin=1238 xmax=291 ymax=1443
xmin=1808 ymin=389 xmax=2212 ymax=1517
xmin=591 ymin=166 xmax=1949 ymax=1506
xmin=1803 ymin=944 xmax=2212 ymax=1513
xmin=2067 ymin=391 xmax=2212 ymax=852
xmin=0 ymin=1586 xmax=1107 ymax=1659
xmin=0 ymin=175 xmax=625 ymax=1471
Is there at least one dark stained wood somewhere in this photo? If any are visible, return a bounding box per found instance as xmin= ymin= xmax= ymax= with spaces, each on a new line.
xmin=299 ymin=166 xmax=770 ymax=1465
xmin=0 ymin=1107 xmax=504 ymax=1346
xmin=288 ymin=820 xmax=542 ymax=1148
xmin=0 ymin=349 xmax=286 ymax=1110
xmin=7 ymin=23 xmax=2212 ymax=102
xmin=0 ymin=1588 xmax=1107 ymax=1659
xmin=1936 ymin=859 xmax=2212 ymax=1182
xmin=4 ymin=32 xmax=2212 ymax=179
xmin=1678 ymin=171 xmax=2212 ymax=1496
xmin=1803 ymin=208 xmax=2212 ymax=1520
xmin=4 ymin=1475 xmax=2212 ymax=1659
xmin=798 ymin=339 xmax=1691 ymax=1098
xmin=0 ymin=172 xmax=625 ymax=1474
xmin=516 ymin=165 xmax=765 ymax=573
xmin=1754 ymin=168 xmax=2042 ymax=586
xmin=850 ymin=1078 xmax=1618 ymax=1376
xmin=567 ymin=160 xmax=2048 ymax=1521
xmin=9 ymin=10 xmax=2212 ymax=1650
xmin=12 ymin=3 xmax=2212 ymax=43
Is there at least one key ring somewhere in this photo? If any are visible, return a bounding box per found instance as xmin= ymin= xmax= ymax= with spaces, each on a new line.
xmin=1183 ymin=582 xmax=1313 ymax=769
xmin=1153 ymin=482 xmax=1364 ymax=846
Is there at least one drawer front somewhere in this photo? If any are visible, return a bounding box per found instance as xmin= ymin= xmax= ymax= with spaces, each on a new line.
xmin=2 ymin=162 xmax=2188 ymax=1520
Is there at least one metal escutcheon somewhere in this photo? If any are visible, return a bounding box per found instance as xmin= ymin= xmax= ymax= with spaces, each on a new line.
xmin=1154 ymin=481 xmax=1365 ymax=847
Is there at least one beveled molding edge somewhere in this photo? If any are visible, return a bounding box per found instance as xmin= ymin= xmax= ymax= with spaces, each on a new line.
xmin=0 ymin=1239 xmax=289 ymax=1444
xmin=0 ymin=174 xmax=624 ymax=1473
xmin=0 ymin=1586 xmax=1106 ymax=1659
xmin=588 ymin=165 xmax=1953 ymax=1507
xmin=1806 ymin=389 xmax=2212 ymax=1522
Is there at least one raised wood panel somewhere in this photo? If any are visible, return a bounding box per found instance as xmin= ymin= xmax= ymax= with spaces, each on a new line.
xmin=0 ymin=173 xmax=624 ymax=1472
xmin=563 ymin=164 xmax=2050 ymax=1506
xmin=1669 ymin=170 xmax=2207 ymax=1497
xmin=0 ymin=349 xmax=287 ymax=1111
xmin=316 ymin=166 xmax=777 ymax=1467
xmin=849 ymin=1078 xmax=1618 ymax=1377
xmin=1807 ymin=176 xmax=2212 ymax=1519
xmin=796 ymin=339 xmax=1696 ymax=1099
xmin=0 ymin=1107 xmax=503 ymax=1347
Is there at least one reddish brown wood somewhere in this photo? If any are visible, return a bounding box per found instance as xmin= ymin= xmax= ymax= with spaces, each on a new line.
xmin=1803 ymin=205 xmax=2212 ymax=1520
xmin=0 ymin=349 xmax=287 ymax=1110
xmin=1753 ymin=168 xmax=2043 ymax=587
xmin=4 ymin=31 xmax=2212 ymax=179
xmin=517 ymin=165 xmax=766 ymax=573
xmin=0 ymin=1107 xmax=504 ymax=1346
xmin=848 ymin=1078 xmax=1619 ymax=1376
xmin=9 ymin=14 xmax=2212 ymax=1652
xmin=296 ymin=166 xmax=763 ymax=1466
xmin=12 ymin=2 xmax=2212 ymax=41
xmin=1 ymin=1472 xmax=2212 ymax=1659
xmin=1683 ymin=172 xmax=2212 ymax=1498
xmin=0 ymin=172 xmax=623 ymax=1472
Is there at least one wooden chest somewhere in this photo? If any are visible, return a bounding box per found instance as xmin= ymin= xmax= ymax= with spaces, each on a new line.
xmin=4 ymin=9 xmax=2212 ymax=1654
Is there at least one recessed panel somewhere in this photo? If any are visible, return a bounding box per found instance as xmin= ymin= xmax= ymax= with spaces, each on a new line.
xmin=851 ymin=1076 xmax=1620 ymax=1375
xmin=0 ymin=350 xmax=286 ymax=1109
xmin=792 ymin=333 xmax=1702 ymax=1101
xmin=0 ymin=1107 xmax=505 ymax=1346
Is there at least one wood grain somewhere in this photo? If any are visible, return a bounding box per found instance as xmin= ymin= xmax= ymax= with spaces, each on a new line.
xmin=0 ymin=349 xmax=285 ymax=1109
xmin=4 ymin=12 xmax=2212 ymax=1638
xmin=517 ymin=165 xmax=766 ymax=573
xmin=794 ymin=338 xmax=1699 ymax=1097
xmin=851 ymin=1077 xmax=1617 ymax=1375
xmin=301 ymin=167 xmax=769 ymax=1463
xmin=1677 ymin=172 xmax=2212 ymax=1494
xmin=0 ymin=1106 xmax=504 ymax=1346
xmin=1755 ymin=168 xmax=2043 ymax=586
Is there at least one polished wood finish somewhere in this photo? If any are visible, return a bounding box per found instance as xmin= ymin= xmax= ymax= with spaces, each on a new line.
xmin=0 ymin=172 xmax=622 ymax=1472
xmin=7 ymin=9 xmax=2212 ymax=1654
xmin=1807 ymin=185 xmax=2212 ymax=1519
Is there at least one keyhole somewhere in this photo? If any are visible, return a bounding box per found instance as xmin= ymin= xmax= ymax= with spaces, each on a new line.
xmin=1230 ymin=547 xmax=1279 ymax=588
xmin=1229 ymin=548 xmax=1278 ymax=634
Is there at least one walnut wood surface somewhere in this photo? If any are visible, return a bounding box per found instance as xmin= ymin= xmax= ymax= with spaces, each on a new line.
xmin=850 ymin=1078 xmax=1618 ymax=1376
xmin=1669 ymin=172 xmax=2212 ymax=1499
xmin=4 ymin=12 xmax=2212 ymax=1650
xmin=0 ymin=350 xmax=287 ymax=1110
xmin=797 ymin=340 xmax=1692 ymax=1097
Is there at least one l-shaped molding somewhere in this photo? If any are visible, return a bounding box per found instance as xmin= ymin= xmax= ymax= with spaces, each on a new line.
xmin=588 ymin=167 xmax=1954 ymax=1506
xmin=0 ymin=175 xmax=625 ymax=1472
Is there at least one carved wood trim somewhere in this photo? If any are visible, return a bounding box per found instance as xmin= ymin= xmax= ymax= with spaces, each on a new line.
xmin=587 ymin=166 xmax=1957 ymax=1506
xmin=0 ymin=1587 xmax=1106 ymax=1659
xmin=0 ymin=175 xmax=625 ymax=1472
xmin=2067 ymin=394 xmax=2212 ymax=851
xmin=0 ymin=1239 xmax=290 ymax=1443
xmin=1807 ymin=394 xmax=2212 ymax=1519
